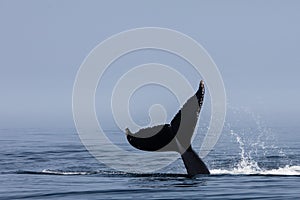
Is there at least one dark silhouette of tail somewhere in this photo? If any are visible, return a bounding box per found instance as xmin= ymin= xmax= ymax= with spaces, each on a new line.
xmin=181 ymin=146 xmax=210 ymax=175
xmin=125 ymin=80 xmax=210 ymax=176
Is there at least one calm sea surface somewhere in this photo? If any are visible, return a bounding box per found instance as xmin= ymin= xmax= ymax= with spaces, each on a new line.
xmin=1 ymin=126 xmax=299 ymax=199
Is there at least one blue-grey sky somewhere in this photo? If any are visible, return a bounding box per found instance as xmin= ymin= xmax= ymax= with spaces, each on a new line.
xmin=1 ymin=0 xmax=299 ymax=128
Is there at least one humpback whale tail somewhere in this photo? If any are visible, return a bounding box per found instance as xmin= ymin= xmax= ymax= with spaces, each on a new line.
xmin=125 ymin=80 xmax=210 ymax=176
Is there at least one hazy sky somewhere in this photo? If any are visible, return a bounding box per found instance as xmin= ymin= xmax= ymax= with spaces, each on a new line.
xmin=1 ymin=0 xmax=299 ymax=128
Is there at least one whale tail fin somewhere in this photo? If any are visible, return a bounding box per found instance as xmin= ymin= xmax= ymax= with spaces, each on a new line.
xmin=126 ymin=80 xmax=205 ymax=153
xmin=125 ymin=80 xmax=210 ymax=175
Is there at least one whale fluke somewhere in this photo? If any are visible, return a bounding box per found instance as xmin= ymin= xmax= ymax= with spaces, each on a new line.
xmin=126 ymin=124 xmax=176 ymax=152
xmin=125 ymin=80 xmax=210 ymax=176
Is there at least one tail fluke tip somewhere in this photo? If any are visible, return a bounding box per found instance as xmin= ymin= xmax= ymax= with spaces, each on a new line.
xmin=125 ymin=128 xmax=131 ymax=136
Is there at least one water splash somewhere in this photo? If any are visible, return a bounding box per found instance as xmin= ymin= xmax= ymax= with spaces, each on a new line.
xmin=230 ymin=130 xmax=261 ymax=172
xmin=211 ymin=130 xmax=300 ymax=176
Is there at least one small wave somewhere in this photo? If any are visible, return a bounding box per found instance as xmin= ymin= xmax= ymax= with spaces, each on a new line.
xmin=211 ymin=165 xmax=300 ymax=176
xmin=14 ymin=166 xmax=300 ymax=177
xmin=16 ymin=169 xmax=122 ymax=176
xmin=16 ymin=169 xmax=187 ymax=177
xmin=16 ymin=169 xmax=99 ymax=175
xmin=41 ymin=169 xmax=94 ymax=175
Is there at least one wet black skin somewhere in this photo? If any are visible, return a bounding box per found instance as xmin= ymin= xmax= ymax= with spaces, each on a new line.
xmin=125 ymin=80 xmax=210 ymax=176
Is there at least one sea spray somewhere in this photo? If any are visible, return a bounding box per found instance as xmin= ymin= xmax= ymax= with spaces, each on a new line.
xmin=211 ymin=130 xmax=300 ymax=175
xmin=230 ymin=130 xmax=261 ymax=173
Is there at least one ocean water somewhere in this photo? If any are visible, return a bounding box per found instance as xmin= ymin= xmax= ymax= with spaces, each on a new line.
xmin=1 ymin=126 xmax=299 ymax=200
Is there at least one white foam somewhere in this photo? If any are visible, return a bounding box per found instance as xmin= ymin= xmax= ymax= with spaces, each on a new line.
xmin=41 ymin=169 xmax=90 ymax=175
xmin=211 ymin=165 xmax=300 ymax=176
